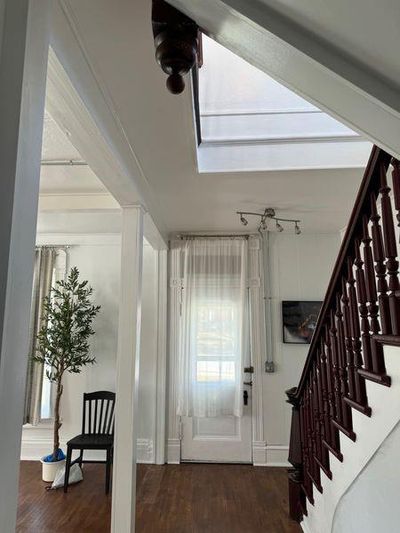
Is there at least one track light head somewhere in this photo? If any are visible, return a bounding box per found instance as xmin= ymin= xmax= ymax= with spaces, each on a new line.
xmin=276 ymin=220 xmax=284 ymax=232
xmin=240 ymin=214 xmax=248 ymax=226
xmin=295 ymin=222 xmax=301 ymax=235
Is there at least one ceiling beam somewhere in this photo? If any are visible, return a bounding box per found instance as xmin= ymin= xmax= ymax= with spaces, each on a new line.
xmin=49 ymin=1 xmax=168 ymax=240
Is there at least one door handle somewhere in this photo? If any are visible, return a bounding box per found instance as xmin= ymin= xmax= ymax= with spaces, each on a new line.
xmin=243 ymin=380 xmax=253 ymax=387
xmin=243 ymin=390 xmax=249 ymax=406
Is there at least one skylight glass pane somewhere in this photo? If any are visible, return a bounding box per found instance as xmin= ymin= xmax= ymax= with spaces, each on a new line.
xmin=196 ymin=35 xmax=371 ymax=172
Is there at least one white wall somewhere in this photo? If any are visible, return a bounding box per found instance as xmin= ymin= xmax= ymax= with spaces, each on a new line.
xmin=332 ymin=418 xmax=400 ymax=533
xmin=303 ymin=345 xmax=400 ymax=533
xmin=264 ymin=232 xmax=340 ymax=464
xmin=21 ymin=216 xmax=160 ymax=463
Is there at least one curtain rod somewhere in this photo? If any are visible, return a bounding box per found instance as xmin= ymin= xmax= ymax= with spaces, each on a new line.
xmin=177 ymin=234 xmax=251 ymax=239
xmin=35 ymin=245 xmax=71 ymax=249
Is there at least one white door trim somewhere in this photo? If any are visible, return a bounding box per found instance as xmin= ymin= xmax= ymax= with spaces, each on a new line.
xmin=167 ymin=237 xmax=267 ymax=465
xmin=248 ymin=236 xmax=267 ymax=465
xmin=154 ymin=249 xmax=168 ymax=464
xmin=167 ymin=244 xmax=183 ymax=464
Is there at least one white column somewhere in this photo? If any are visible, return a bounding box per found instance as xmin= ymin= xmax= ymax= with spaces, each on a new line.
xmin=112 ymin=205 xmax=144 ymax=533
xmin=0 ymin=1 xmax=50 ymax=531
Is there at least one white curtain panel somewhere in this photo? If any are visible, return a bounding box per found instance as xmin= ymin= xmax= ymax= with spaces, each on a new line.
xmin=24 ymin=247 xmax=57 ymax=425
xmin=177 ymin=238 xmax=248 ymax=418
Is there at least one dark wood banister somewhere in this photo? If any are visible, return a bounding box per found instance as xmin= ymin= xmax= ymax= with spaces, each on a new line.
xmin=287 ymin=145 xmax=400 ymax=524
xmin=295 ymin=146 xmax=392 ymax=400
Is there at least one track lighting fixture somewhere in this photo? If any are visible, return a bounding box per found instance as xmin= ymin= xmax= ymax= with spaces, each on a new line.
xmin=236 ymin=208 xmax=301 ymax=235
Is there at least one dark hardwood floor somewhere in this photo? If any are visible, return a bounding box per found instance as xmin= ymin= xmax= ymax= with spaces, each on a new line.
xmin=17 ymin=462 xmax=301 ymax=533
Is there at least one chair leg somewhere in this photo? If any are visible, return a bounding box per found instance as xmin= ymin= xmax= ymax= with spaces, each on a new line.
xmin=64 ymin=446 xmax=72 ymax=493
xmin=105 ymin=448 xmax=111 ymax=495
xmin=78 ymin=450 xmax=84 ymax=469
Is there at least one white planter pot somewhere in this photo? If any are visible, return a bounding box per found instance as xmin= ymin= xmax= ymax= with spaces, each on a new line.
xmin=40 ymin=457 xmax=65 ymax=483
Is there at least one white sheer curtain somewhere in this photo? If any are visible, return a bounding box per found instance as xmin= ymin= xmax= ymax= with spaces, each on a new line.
xmin=177 ymin=237 xmax=248 ymax=418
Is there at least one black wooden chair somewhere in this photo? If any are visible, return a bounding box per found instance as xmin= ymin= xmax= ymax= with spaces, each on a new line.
xmin=64 ymin=391 xmax=116 ymax=494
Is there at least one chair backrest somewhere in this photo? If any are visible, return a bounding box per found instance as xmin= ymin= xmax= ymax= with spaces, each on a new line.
xmin=82 ymin=391 xmax=116 ymax=436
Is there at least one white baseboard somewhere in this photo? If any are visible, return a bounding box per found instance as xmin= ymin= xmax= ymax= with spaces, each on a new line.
xmin=253 ymin=444 xmax=289 ymax=467
xmin=21 ymin=435 xmax=154 ymax=464
xmin=253 ymin=441 xmax=268 ymax=465
xmin=266 ymin=445 xmax=290 ymax=467
xmin=167 ymin=438 xmax=181 ymax=464
xmin=136 ymin=439 xmax=154 ymax=464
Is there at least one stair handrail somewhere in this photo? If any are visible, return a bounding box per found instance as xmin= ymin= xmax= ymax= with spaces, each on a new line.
xmin=287 ymin=145 xmax=400 ymax=523
xmin=295 ymin=146 xmax=392 ymax=400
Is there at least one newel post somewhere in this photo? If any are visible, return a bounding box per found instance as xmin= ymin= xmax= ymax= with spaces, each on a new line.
xmin=286 ymin=387 xmax=304 ymax=522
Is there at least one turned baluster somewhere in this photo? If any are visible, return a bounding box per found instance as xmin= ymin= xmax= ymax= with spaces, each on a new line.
xmin=341 ymin=277 xmax=356 ymax=401
xmin=362 ymin=215 xmax=386 ymax=376
xmin=323 ymin=326 xmax=341 ymax=456
xmin=319 ymin=337 xmax=331 ymax=448
xmin=335 ymin=293 xmax=353 ymax=433
xmin=370 ymin=191 xmax=391 ymax=334
xmin=354 ymin=238 xmax=373 ymax=371
xmin=312 ymin=366 xmax=321 ymax=463
xmin=316 ymin=346 xmax=331 ymax=475
xmin=379 ymin=162 xmax=400 ymax=335
xmin=347 ymin=256 xmax=369 ymax=410
xmin=303 ymin=387 xmax=312 ymax=486
xmin=329 ymin=310 xmax=343 ymax=425
xmin=300 ymin=399 xmax=313 ymax=502
xmin=308 ymin=380 xmax=321 ymax=491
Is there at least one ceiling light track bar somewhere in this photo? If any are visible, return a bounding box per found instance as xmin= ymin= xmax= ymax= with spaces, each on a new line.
xmin=237 ymin=210 xmax=300 ymax=223
xmin=237 ymin=208 xmax=302 ymax=234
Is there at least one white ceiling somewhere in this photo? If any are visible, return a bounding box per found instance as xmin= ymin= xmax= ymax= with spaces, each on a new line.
xmin=45 ymin=0 xmax=369 ymax=234
xmin=40 ymin=111 xmax=106 ymax=194
xmin=256 ymin=0 xmax=400 ymax=90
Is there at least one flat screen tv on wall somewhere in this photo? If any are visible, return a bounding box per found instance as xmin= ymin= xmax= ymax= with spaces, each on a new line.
xmin=282 ymin=301 xmax=322 ymax=344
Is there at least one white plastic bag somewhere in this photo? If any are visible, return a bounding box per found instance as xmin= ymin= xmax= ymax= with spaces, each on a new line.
xmin=49 ymin=463 xmax=83 ymax=490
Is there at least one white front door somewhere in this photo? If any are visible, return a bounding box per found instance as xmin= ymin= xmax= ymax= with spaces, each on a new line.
xmin=181 ymin=375 xmax=253 ymax=463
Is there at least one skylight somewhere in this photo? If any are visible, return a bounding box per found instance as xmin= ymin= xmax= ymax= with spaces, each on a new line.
xmin=195 ymin=36 xmax=371 ymax=172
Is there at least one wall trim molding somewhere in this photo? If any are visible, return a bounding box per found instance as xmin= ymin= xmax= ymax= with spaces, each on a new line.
xmin=253 ymin=441 xmax=268 ymax=466
xmin=36 ymin=232 xmax=121 ymax=246
xmin=167 ymin=438 xmax=181 ymax=464
xmin=266 ymin=445 xmax=290 ymax=467
xmin=20 ymin=435 xmax=154 ymax=463
xmin=252 ymin=443 xmax=289 ymax=467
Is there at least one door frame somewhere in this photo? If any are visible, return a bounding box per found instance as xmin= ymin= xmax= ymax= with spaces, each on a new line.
xmin=167 ymin=236 xmax=267 ymax=465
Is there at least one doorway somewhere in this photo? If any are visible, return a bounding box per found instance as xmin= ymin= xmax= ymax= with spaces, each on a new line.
xmin=168 ymin=236 xmax=266 ymax=465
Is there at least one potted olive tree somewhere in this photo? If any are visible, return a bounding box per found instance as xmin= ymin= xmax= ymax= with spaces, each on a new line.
xmin=33 ymin=267 xmax=100 ymax=482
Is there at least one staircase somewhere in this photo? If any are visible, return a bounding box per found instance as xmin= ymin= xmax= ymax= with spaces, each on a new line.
xmin=287 ymin=146 xmax=400 ymax=531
